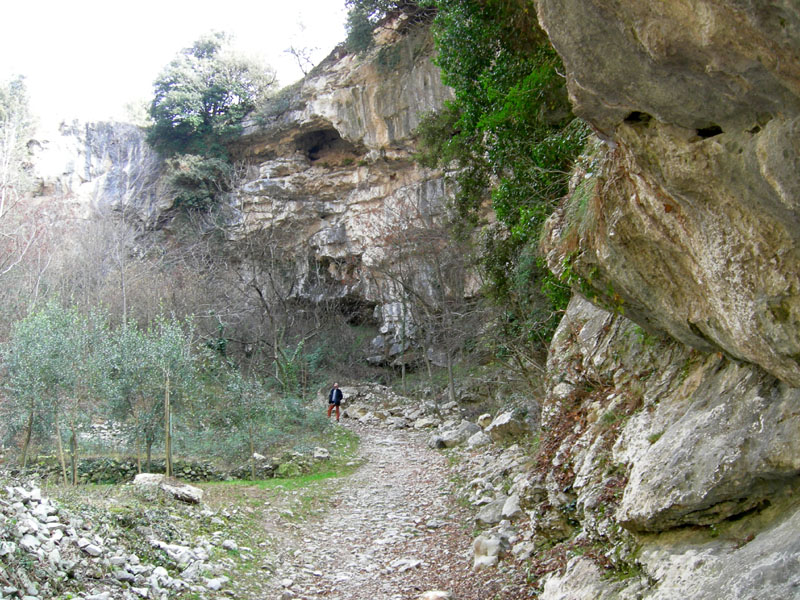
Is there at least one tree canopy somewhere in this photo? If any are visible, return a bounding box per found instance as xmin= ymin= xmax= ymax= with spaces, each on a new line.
xmin=147 ymin=32 xmax=276 ymax=158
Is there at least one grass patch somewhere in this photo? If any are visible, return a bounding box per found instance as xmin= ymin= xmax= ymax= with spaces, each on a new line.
xmin=647 ymin=431 xmax=664 ymax=444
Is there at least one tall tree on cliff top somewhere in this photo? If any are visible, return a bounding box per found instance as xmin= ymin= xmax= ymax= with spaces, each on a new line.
xmin=148 ymin=33 xmax=276 ymax=211
xmin=148 ymin=32 xmax=276 ymax=157
xmin=345 ymin=0 xmax=436 ymax=52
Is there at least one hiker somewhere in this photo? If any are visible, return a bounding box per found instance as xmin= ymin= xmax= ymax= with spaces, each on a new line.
xmin=327 ymin=382 xmax=343 ymax=422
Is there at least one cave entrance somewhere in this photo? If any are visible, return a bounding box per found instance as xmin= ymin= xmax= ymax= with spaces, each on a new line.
xmin=294 ymin=127 xmax=359 ymax=162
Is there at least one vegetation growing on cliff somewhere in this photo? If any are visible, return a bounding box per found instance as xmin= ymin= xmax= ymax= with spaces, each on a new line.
xmin=147 ymin=32 xmax=276 ymax=210
xmin=347 ymin=0 xmax=587 ymax=352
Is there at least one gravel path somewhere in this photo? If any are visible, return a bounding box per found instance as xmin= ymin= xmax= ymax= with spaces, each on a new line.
xmin=266 ymin=421 xmax=529 ymax=600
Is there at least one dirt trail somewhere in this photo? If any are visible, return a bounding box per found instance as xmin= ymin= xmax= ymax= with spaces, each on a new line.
xmin=264 ymin=421 xmax=529 ymax=600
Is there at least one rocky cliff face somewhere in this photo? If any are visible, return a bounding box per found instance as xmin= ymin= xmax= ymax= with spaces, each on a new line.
xmin=538 ymin=0 xmax=800 ymax=385
xmin=25 ymin=7 xmax=799 ymax=595
xmin=529 ymin=1 xmax=800 ymax=597
xmin=227 ymin=20 xmax=454 ymax=355
xmin=29 ymin=20 xmax=453 ymax=356
xmin=31 ymin=120 xmax=163 ymax=222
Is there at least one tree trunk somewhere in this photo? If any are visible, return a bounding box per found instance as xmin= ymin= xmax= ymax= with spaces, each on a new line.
xmin=135 ymin=412 xmax=142 ymax=473
xmin=164 ymin=372 xmax=172 ymax=478
xmin=424 ymin=346 xmax=433 ymax=382
xmin=21 ymin=411 xmax=34 ymax=468
xmin=446 ymin=351 xmax=457 ymax=405
xmin=249 ymin=429 xmax=256 ymax=481
xmin=54 ymin=416 xmax=68 ymax=486
xmin=146 ymin=437 xmax=153 ymax=472
xmin=273 ymin=337 xmax=280 ymax=384
xmin=70 ymin=426 xmax=78 ymax=486
xmin=400 ymin=299 xmax=407 ymax=395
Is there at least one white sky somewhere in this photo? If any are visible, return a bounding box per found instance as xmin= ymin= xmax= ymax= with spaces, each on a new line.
xmin=0 ymin=0 xmax=348 ymax=127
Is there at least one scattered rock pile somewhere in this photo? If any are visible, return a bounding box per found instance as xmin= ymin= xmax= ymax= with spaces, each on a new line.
xmin=337 ymin=383 xmax=544 ymax=577
xmin=0 ymin=477 xmax=258 ymax=600
xmin=264 ymin=421 xmax=532 ymax=600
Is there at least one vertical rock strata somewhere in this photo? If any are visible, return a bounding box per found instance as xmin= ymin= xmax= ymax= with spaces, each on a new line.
xmin=532 ymin=1 xmax=800 ymax=597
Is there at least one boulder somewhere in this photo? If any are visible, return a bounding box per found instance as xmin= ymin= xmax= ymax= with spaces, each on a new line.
xmin=385 ymin=416 xmax=410 ymax=429
xmin=418 ymin=592 xmax=453 ymax=600
xmin=466 ymin=431 xmax=492 ymax=449
xmin=475 ymin=495 xmax=508 ymax=526
xmin=439 ymin=420 xmax=482 ymax=448
xmin=132 ymin=473 xmax=164 ymax=486
xmin=160 ymin=480 xmax=204 ymax=504
xmin=472 ymin=533 xmax=509 ymax=569
xmin=313 ymin=447 xmax=330 ymax=460
xmin=428 ymin=435 xmax=446 ymax=449
xmin=501 ymin=494 xmax=524 ymax=520
xmin=485 ymin=411 xmax=529 ymax=443
xmin=414 ymin=416 xmax=439 ymax=429
xmin=343 ymin=404 xmax=370 ymax=420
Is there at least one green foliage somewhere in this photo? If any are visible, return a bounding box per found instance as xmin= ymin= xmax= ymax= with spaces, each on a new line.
xmin=345 ymin=4 xmax=377 ymax=53
xmin=345 ymin=1 xmax=435 ymax=54
xmin=104 ymin=315 xmax=199 ymax=468
xmin=148 ymin=32 xmax=274 ymax=157
xmin=147 ymin=32 xmax=274 ymax=212
xmin=415 ymin=0 xmax=588 ymax=346
xmin=164 ymin=154 xmax=232 ymax=211
xmin=1 ymin=302 xmax=112 ymax=475
xmin=1 ymin=300 xmax=333 ymax=471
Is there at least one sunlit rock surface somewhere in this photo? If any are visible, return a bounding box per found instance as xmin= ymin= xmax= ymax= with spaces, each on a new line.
xmin=533 ymin=1 xmax=800 ymax=596
xmin=230 ymin=21 xmax=453 ymax=310
xmin=537 ymin=0 xmax=800 ymax=386
xmin=537 ymin=295 xmax=800 ymax=599
xmin=31 ymin=120 xmax=164 ymax=222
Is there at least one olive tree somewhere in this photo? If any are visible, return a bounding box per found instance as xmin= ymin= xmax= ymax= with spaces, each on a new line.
xmin=219 ymin=368 xmax=272 ymax=479
xmin=2 ymin=303 xmax=109 ymax=483
xmin=107 ymin=316 xmax=198 ymax=476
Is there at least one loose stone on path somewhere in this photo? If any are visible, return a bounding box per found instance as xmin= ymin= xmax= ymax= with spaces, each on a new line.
xmin=264 ymin=420 xmax=526 ymax=600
